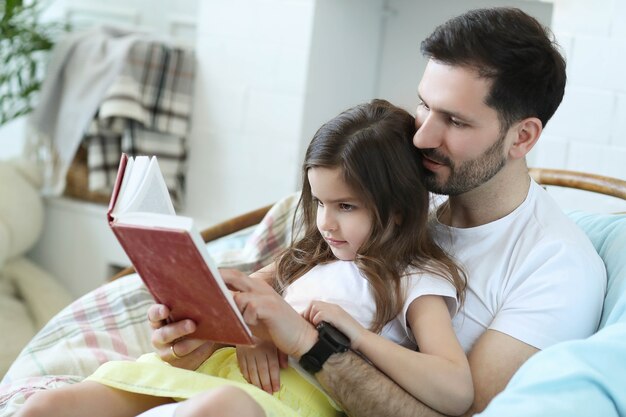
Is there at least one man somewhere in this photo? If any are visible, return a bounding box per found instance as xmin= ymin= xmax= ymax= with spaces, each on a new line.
xmin=150 ymin=7 xmax=606 ymax=416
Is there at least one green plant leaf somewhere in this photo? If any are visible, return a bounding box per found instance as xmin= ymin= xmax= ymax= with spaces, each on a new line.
xmin=1 ymin=0 xmax=65 ymax=126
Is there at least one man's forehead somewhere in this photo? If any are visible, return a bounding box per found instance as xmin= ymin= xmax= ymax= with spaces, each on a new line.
xmin=418 ymin=60 xmax=493 ymax=118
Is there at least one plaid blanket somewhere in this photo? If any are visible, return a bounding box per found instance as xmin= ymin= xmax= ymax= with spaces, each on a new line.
xmin=86 ymin=42 xmax=195 ymax=207
xmin=0 ymin=194 xmax=299 ymax=417
xmin=24 ymin=26 xmax=189 ymax=196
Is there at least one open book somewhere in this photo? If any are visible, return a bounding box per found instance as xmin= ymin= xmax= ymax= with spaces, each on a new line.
xmin=108 ymin=154 xmax=253 ymax=345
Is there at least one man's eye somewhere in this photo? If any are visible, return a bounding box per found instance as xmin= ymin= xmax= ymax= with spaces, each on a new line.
xmin=339 ymin=203 xmax=354 ymax=211
xmin=450 ymin=118 xmax=466 ymax=128
xmin=418 ymin=101 xmax=430 ymax=111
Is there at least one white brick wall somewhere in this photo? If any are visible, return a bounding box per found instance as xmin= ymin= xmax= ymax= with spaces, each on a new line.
xmin=183 ymin=0 xmax=315 ymax=227
xmin=2 ymin=0 xmax=624 ymax=218
xmin=529 ymin=0 xmax=626 ymax=212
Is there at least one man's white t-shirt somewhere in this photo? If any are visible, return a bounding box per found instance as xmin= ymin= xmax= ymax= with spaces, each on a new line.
xmin=432 ymin=180 xmax=607 ymax=352
xmin=284 ymin=260 xmax=458 ymax=350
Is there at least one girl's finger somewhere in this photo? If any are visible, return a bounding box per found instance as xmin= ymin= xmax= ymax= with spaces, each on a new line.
xmin=170 ymin=337 xmax=205 ymax=357
xmin=255 ymin=355 xmax=272 ymax=393
xmin=278 ymin=351 xmax=289 ymax=368
xmin=239 ymin=354 xmax=250 ymax=383
xmin=269 ymin=353 xmax=281 ymax=392
xmin=152 ymin=319 xmax=196 ymax=346
xmin=247 ymin=357 xmax=262 ymax=389
xmin=312 ymin=311 xmax=324 ymax=325
xmin=147 ymin=304 xmax=168 ymax=322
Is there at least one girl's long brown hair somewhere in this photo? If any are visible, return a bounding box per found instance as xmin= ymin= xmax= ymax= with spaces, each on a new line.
xmin=275 ymin=99 xmax=466 ymax=333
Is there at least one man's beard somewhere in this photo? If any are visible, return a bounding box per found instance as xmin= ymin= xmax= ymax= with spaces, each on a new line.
xmin=421 ymin=133 xmax=507 ymax=196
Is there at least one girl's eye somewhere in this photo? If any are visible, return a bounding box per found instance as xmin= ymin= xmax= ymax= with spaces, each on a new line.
xmin=339 ymin=203 xmax=355 ymax=212
xmin=313 ymin=198 xmax=323 ymax=207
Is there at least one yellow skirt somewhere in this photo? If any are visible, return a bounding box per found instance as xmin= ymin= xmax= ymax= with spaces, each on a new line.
xmin=86 ymin=348 xmax=343 ymax=417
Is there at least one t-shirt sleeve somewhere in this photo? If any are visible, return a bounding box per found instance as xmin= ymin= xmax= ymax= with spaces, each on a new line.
xmin=490 ymin=240 xmax=606 ymax=350
xmin=399 ymin=271 xmax=458 ymax=343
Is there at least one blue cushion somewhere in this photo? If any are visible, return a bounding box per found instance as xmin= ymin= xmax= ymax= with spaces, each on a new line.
xmin=478 ymin=212 xmax=626 ymax=417
xmin=568 ymin=212 xmax=626 ymax=327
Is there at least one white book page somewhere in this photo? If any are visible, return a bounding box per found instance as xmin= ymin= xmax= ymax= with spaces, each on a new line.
xmin=110 ymin=157 xmax=134 ymax=217
xmin=114 ymin=157 xmax=175 ymax=217
xmin=115 ymin=157 xmax=148 ymax=214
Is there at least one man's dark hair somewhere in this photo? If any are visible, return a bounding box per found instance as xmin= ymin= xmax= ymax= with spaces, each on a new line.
xmin=421 ymin=7 xmax=566 ymax=131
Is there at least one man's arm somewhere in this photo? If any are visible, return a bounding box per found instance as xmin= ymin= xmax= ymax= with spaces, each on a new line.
xmin=222 ymin=269 xmax=537 ymax=417
xmin=316 ymin=330 xmax=537 ymax=417
xmin=317 ymin=351 xmax=443 ymax=417
xmin=465 ymin=329 xmax=537 ymax=414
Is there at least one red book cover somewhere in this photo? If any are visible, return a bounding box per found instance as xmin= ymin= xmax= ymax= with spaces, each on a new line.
xmin=108 ymin=155 xmax=253 ymax=345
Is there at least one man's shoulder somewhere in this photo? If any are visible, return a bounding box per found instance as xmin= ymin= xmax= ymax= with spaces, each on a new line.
xmin=524 ymin=182 xmax=599 ymax=250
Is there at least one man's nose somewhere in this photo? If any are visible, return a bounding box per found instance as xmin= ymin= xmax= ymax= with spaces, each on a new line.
xmin=413 ymin=114 xmax=443 ymax=150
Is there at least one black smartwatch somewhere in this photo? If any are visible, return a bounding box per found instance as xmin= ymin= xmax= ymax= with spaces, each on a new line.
xmin=299 ymin=321 xmax=351 ymax=374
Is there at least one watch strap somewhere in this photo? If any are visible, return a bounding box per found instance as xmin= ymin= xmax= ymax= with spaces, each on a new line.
xmin=299 ymin=322 xmax=350 ymax=373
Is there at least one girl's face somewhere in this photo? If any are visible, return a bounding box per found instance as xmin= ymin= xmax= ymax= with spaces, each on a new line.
xmin=308 ymin=167 xmax=373 ymax=261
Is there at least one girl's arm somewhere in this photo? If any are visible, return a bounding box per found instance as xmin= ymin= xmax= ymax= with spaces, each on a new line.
xmin=305 ymin=296 xmax=474 ymax=416
xmin=237 ymin=262 xmax=291 ymax=392
xmin=249 ymin=262 xmax=276 ymax=282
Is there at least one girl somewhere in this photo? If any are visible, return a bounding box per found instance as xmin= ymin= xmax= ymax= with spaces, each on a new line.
xmin=16 ymin=99 xmax=471 ymax=417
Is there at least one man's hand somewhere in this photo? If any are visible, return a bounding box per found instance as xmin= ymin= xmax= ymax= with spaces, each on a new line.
xmin=221 ymin=268 xmax=318 ymax=358
xmin=147 ymin=304 xmax=219 ymax=370
xmin=236 ymin=339 xmax=288 ymax=394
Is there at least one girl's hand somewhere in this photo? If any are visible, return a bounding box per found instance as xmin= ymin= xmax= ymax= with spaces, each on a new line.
xmin=221 ymin=268 xmax=318 ymax=358
xmin=148 ymin=304 xmax=219 ymax=370
xmin=303 ymin=301 xmax=369 ymax=350
xmin=236 ymin=339 xmax=288 ymax=394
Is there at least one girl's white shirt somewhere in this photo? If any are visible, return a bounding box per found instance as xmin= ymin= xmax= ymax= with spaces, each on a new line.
xmin=284 ymin=260 xmax=458 ymax=349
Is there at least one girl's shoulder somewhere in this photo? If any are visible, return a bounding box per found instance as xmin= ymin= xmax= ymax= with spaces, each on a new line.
xmin=401 ymin=267 xmax=457 ymax=298
xmin=401 ymin=267 xmax=459 ymax=316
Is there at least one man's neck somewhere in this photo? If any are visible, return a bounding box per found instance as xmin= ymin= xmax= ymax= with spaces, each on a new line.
xmin=439 ymin=162 xmax=531 ymax=228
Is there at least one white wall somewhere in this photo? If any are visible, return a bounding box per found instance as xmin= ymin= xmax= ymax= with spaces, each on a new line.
xmin=183 ymin=0 xmax=315 ymax=228
xmin=5 ymin=0 xmax=626 ymax=296
xmin=297 ymin=0 xmax=385 ymax=165
xmin=4 ymin=0 xmax=623 ymax=217
xmin=527 ymin=0 xmax=626 ymax=212
xmin=376 ymin=0 xmax=552 ymax=113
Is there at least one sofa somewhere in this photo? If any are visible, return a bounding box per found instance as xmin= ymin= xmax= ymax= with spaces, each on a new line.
xmin=1 ymin=170 xmax=625 ymax=417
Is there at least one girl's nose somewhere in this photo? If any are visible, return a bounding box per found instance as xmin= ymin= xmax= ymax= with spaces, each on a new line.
xmin=319 ymin=208 xmax=337 ymax=232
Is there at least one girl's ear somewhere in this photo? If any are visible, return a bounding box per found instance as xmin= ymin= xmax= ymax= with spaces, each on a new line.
xmin=509 ymin=117 xmax=542 ymax=160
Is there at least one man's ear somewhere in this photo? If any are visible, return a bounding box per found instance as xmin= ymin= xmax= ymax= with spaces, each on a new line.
xmin=509 ymin=117 xmax=542 ymax=159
